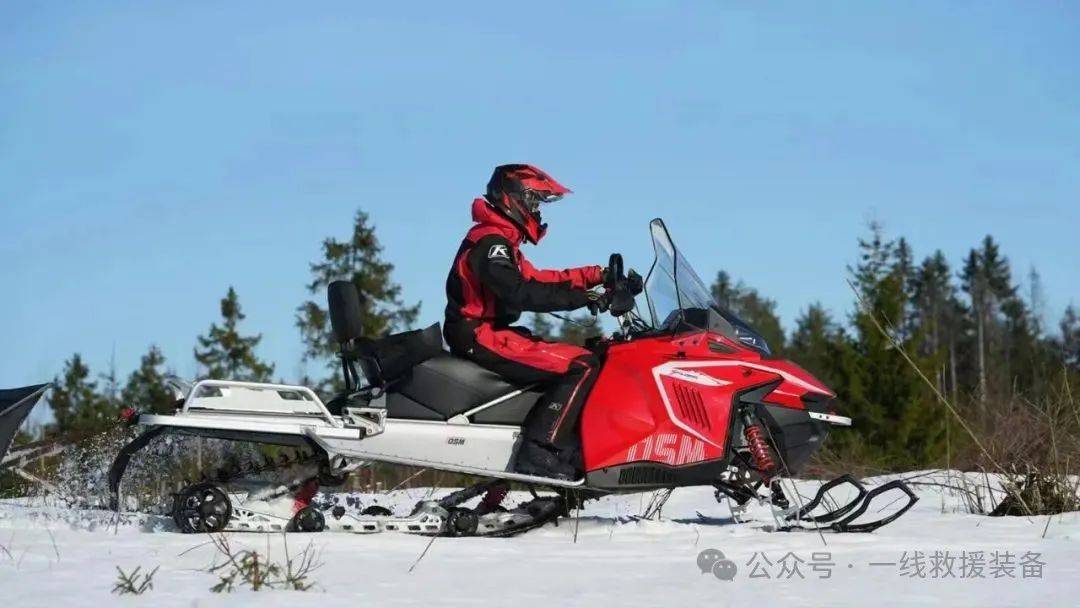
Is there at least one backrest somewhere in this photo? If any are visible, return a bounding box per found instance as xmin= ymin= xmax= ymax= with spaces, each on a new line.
xmin=328 ymin=280 xmax=365 ymax=345
xmin=327 ymin=281 xmax=381 ymax=390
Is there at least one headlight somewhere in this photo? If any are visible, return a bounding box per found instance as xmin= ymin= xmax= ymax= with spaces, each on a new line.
xmin=734 ymin=327 xmax=771 ymax=355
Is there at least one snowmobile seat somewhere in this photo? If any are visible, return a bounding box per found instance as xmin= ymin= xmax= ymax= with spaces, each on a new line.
xmin=386 ymin=354 xmax=544 ymax=424
xmin=325 ymin=280 xmax=542 ymax=424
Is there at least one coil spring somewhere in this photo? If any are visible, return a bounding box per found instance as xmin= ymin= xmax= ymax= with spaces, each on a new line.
xmin=744 ymin=423 xmax=776 ymax=481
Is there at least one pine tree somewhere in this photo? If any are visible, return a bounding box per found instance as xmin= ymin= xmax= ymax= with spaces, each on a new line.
xmin=894 ymin=237 xmax=916 ymax=339
xmin=100 ymin=347 xmax=121 ymax=409
xmin=195 ymin=287 xmax=274 ymax=381
xmin=122 ymin=345 xmax=177 ymax=415
xmin=849 ymin=221 xmax=897 ymax=298
xmin=296 ymin=210 xmax=419 ymax=388
xmin=47 ymin=354 xmax=115 ymax=438
xmin=1059 ymin=305 xmax=1080 ymax=371
xmin=530 ymin=312 xmax=556 ymax=340
xmin=711 ymin=270 xmax=739 ymax=311
xmin=841 ymin=223 xmax=944 ymax=466
xmin=789 ymin=303 xmax=839 ymax=387
xmin=709 ymin=271 xmax=786 ymax=354
xmin=558 ymin=313 xmax=603 ymax=346
xmin=960 ymin=236 xmax=1019 ymax=409
xmin=910 ymin=251 xmax=967 ymax=400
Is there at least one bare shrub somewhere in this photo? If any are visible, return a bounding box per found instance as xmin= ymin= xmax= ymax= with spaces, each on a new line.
xmin=206 ymin=534 xmax=321 ymax=592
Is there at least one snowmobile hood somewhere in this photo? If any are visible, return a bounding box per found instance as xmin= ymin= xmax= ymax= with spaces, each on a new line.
xmin=470 ymin=197 xmax=539 ymax=244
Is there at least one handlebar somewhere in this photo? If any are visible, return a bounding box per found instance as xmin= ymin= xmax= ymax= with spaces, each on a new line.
xmin=605 ymin=253 xmax=640 ymax=317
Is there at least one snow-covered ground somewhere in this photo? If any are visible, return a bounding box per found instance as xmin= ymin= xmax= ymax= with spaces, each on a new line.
xmin=1 ymin=472 xmax=1077 ymax=607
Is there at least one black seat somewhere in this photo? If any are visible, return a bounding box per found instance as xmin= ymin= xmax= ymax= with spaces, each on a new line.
xmin=386 ymin=353 xmax=543 ymax=424
xmin=324 ymin=280 xmax=541 ymax=424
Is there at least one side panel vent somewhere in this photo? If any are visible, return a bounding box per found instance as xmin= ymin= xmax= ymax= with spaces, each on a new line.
xmin=672 ymin=383 xmax=711 ymax=431
xmin=617 ymin=466 xmax=677 ymax=486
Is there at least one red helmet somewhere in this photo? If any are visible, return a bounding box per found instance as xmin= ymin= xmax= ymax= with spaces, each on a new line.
xmin=484 ymin=164 xmax=571 ymax=244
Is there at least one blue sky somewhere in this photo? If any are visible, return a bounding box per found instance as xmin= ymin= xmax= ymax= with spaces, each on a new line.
xmin=3 ymin=2 xmax=1079 ymax=392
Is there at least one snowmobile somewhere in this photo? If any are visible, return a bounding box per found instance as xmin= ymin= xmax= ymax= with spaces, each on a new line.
xmin=9 ymin=219 xmax=917 ymax=536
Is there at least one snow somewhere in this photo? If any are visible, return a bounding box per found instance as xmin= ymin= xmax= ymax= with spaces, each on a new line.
xmin=1 ymin=473 xmax=1077 ymax=607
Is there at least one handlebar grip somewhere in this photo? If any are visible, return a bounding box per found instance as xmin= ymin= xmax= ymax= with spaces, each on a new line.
xmin=607 ymin=253 xmax=624 ymax=289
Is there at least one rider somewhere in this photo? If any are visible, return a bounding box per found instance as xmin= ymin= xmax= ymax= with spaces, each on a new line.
xmin=444 ymin=164 xmax=608 ymax=479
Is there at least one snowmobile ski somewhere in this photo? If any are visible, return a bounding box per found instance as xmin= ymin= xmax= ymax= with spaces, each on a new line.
xmin=778 ymin=475 xmax=919 ymax=533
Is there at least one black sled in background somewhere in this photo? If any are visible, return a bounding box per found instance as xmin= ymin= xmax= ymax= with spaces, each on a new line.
xmin=0 ymin=384 xmax=54 ymax=478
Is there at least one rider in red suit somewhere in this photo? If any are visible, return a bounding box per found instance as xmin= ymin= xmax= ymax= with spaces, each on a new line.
xmin=444 ymin=164 xmax=607 ymax=479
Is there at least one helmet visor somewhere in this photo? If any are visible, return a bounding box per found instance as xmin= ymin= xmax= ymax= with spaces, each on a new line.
xmin=520 ymin=189 xmax=562 ymax=213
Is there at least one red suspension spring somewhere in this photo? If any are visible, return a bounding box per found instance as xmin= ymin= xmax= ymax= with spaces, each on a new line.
xmin=744 ymin=423 xmax=776 ymax=481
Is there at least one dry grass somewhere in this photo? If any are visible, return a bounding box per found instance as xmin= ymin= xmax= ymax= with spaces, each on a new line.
xmin=205 ymin=533 xmax=322 ymax=593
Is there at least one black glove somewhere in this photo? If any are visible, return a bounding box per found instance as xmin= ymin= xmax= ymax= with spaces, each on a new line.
xmin=585 ymin=290 xmax=609 ymax=315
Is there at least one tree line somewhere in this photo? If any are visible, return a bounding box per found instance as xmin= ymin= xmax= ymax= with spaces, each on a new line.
xmin=706 ymin=222 xmax=1080 ymax=470
xmin=33 ymin=211 xmax=417 ymax=443
xmin=20 ymin=211 xmax=1080 ymax=474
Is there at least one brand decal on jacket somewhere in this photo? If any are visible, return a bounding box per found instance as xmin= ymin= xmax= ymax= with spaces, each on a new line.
xmin=488 ymin=244 xmax=510 ymax=260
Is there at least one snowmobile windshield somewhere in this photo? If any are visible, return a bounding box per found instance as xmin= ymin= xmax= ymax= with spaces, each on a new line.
xmin=641 ymin=218 xmax=772 ymax=355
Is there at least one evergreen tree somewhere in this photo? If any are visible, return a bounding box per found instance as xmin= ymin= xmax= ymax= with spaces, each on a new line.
xmin=558 ymin=313 xmax=603 ymax=346
xmin=850 ymin=221 xmax=896 ymax=297
xmin=1027 ymin=267 xmax=1047 ymax=337
xmin=530 ymin=312 xmax=556 ymax=340
xmin=789 ymin=303 xmax=840 ymax=387
xmin=840 ymin=223 xmax=944 ymax=466
xmin=296 ymin=210 xmax=419 ymax=387
xmin=910 ymin=251 xmax=967 ymax=400
xmin=1060 ymin=305 xmax=1080 ymax=371
xmin=894 ymin=237 xmax=916 ymax=339
xmin=711 ymin=270 xmax=739 ymax=311
xmin=960 ymin=236 xmax=1018 ymax=409
xmin=1001 ymin=293 xmax=1041 ymax=393
xmin=122 ymin=345 xmax=177 ymax=415
xmin=99 ymin=347 xmax=121 ymax=409
xmin=195 ymin=287 xmax=274 ymax=381
xmin=47 ymin=354 xmax=115 ymax=437
xmin=709 ymin=270 xmax=786 ymax=354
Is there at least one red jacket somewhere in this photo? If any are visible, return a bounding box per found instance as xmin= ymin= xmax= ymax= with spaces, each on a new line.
xmin=444 ymin=199 xmax=603 ymax=336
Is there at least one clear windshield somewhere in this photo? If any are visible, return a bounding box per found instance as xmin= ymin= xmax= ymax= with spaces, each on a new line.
xmin=643 ymin=219 xmax=715 ymax=328
xmin=641 ymin=218 xmax=772 ymax=354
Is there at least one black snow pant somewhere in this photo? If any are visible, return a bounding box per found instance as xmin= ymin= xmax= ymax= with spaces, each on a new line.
xmin=445 ymin=321 xmax=601 ymax=451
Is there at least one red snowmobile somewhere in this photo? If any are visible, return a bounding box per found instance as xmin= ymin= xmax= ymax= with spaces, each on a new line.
xmin=7 ymin=219 xmax=916 ymax=536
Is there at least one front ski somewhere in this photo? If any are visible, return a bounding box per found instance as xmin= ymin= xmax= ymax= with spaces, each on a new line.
xmin=715 ymin=474 xmax=918 ymax=533
xmin=778 ymin=475 xmax=918 ymax=533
